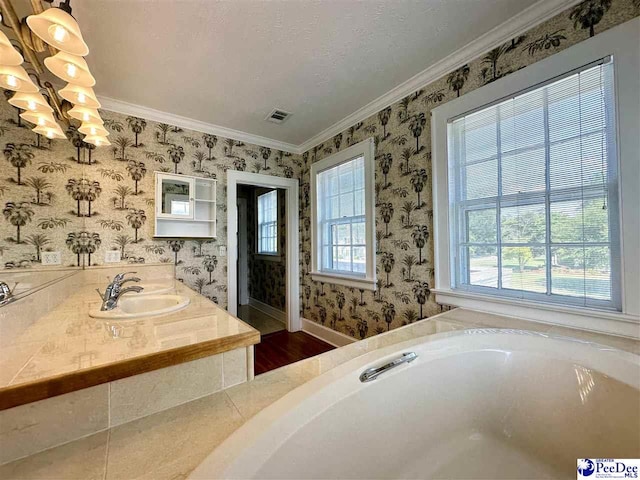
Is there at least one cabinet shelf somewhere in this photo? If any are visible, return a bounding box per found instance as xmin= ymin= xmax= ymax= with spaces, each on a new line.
xmin=155 ymin=173 xmax=217 ymax=238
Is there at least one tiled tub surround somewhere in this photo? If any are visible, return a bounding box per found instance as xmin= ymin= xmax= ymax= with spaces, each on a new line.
xmin=1 ymin=309 xmax=637 ymax=479
xmin=0 ymin=264 xmax=259 ymax=464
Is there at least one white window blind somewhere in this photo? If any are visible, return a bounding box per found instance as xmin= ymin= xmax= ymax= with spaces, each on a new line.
xmin=448 ymin=58 xmax=620 ymax=310
xmin=317 ymin=156 xmax=366 ymax=275
xmin=257 ymin=190 xmax=277 ymax=254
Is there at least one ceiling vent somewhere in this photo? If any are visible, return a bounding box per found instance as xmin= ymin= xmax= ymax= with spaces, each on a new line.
xmin=265 ymin=108 xmax=292 ymax=124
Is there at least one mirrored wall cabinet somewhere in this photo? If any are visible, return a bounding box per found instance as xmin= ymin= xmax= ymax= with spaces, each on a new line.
xmin=154 ymin=172 xmax=217 ymax=238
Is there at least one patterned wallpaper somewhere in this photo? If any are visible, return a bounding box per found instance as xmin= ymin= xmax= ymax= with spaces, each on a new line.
xmin=0 ymin=101 xmax=302 ymax=308
xmin=298 ymin=0 xmax=640 ymax=339
xmin=1 ymin=0 xmax=637 ymax=338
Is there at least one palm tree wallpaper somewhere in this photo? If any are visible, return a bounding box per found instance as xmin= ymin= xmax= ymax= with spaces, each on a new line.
xmin=0 ymin=98 xmax=303 ymax=306
xmin=0 ymin=0 xmax=637 ymax=335
xmin=298 ymin=0 xmax=638 ymax=339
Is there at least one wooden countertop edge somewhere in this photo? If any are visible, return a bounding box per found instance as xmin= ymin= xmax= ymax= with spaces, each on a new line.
xmin=0 ymin=329 xmax=260 ymax=411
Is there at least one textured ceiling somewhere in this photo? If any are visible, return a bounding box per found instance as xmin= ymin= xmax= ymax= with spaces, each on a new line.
xmin=69 ymin=0 xmax=534 ymax=145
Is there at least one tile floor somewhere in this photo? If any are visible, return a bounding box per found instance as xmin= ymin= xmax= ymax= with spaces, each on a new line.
xmin=237 ymin=305 xmax=285 ymax=335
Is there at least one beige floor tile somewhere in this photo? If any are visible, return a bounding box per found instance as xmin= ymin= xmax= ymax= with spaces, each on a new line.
xmin=237 ymin=305 xmax=285 ymax=335
xmin=0 ymin=430 xmax=108 ymax=480
xmin=0 ymin=385 xmax=109 ymax=465
xmin=225 ymin=360 xmax=317 ymax=420
xmin=105 ymin=391 xmax=243 ymax=480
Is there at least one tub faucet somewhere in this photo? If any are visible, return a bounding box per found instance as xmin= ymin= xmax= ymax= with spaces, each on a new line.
xmin=0 ymin=281 xmax=14 ymax=307
xmin=97 ymin=272 xmax=143 ymax=311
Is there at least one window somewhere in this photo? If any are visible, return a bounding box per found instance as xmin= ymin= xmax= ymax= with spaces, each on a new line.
xmin=448 ymin=59 xmax=620 ymax=310
xmin=257 ymin=190 xmax=278 ymax=255
xmin=311 ymin=138 xmax=376 ymax=290
xmin=432 ymin=19 xmax=640 ymax=337
xmin=170 ymin=199 xmax=190 ymax=216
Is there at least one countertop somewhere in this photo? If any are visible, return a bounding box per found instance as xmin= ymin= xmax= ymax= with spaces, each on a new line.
xmin=1 ymin=308 xmax=637 ymax=479
xmin=0 ymin=279 xmax=259 ymax=410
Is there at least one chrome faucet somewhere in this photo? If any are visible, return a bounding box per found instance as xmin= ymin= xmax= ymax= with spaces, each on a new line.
xmin=0 ymin=281 xmax=15 ymax=307
xmin=97 ymin=272 xmax=143 ymax=311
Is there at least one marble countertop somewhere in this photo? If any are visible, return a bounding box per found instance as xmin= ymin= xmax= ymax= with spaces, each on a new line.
xmin=0 ymin=279 xmax=259 ymax=410
xmin=1 ymin=308 xmax=636 ymax=479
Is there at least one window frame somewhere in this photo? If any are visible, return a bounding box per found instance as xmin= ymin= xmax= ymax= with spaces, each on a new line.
xmin=450 ymin=58 xmax=620 ymax=311
xmin=431 ymin=19 xmax=640 ymax=338
xmin=310 ymin=137 xmax=377 ymax=290
xmin=256 ymin=189 xmax=279 ymax=257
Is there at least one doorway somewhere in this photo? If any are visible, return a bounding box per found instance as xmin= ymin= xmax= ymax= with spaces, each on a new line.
xmin=226 ymin=171 xmax=300 ymax=332
xmin=236 ymin=185 xmax=287 ymax=335
xmin=227 ymin=171 xmax=335 ymax=375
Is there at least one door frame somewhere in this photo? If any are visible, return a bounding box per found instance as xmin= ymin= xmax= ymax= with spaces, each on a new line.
xmin=227 ymin=171 xmax=301 ymax=332
xmin=236 ymin=197 xmax=249 ymax=305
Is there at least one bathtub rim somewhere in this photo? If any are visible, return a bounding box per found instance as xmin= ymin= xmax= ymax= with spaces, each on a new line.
xmin=189 ymin=327 xmax=639 ymax=479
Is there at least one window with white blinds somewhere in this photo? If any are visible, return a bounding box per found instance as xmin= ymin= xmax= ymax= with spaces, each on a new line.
xmin=257 ymin=190 xmax=277 ymax=255
xmin=448 ymin=58 xmax=620 ymax=310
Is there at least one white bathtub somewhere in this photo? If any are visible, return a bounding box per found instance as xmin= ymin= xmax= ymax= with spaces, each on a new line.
xmin=190 ymin=329 xmax=640 ymax=480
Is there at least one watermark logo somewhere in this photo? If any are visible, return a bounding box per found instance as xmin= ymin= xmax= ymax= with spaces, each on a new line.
xmin=578 ymin=459 xmax=640 ymax=479
xmin=578 ymin=459 xmax=596 ymax=477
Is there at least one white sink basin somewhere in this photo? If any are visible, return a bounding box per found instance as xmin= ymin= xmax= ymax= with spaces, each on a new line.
xmin=124 ymin=282 xmax=175 ymax=296
xmin=89 ymin=294 xmax=190 ymax=319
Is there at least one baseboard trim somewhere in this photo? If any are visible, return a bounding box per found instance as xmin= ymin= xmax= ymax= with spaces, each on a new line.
xmin=301 ymin=318 xmax=356 ymax=347
xmin=247 ymin=297 xmax=286 ymax=324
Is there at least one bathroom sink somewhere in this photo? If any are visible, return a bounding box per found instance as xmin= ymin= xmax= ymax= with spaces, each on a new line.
xmin=89 ymin=294 xmax=190 ymax=319
xmin=124 ymin=282 xmax=175 ymax=296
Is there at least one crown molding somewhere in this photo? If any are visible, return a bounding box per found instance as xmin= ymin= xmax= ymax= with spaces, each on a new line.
xmin=295 ymin=0 xmax=583 ymax=154
xmin=96 ymin=0 xmax=581 ymax=156
xmin=97 ymin=95 xmax=301 ymax=154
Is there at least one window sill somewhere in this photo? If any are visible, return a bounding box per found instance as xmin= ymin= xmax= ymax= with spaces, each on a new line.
xmin=434 ymin=288 xmax=639 ymax=339
xmin=310 ymin=271 xmax=376 ymax=291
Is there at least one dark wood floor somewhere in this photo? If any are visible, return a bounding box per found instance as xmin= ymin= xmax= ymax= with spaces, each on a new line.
xmin=254 ymin=330 xmax=335 ymax=375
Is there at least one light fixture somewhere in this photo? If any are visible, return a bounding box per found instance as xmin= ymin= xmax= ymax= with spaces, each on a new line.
xmin=0 ymin=30 xmax=24 ymax=66
xmin=26 ymin=8 xmax=89 ymax=56
xmin=0 ymin=65 xmax=38 ymax=93
xmin=83 ymin=134 xmax=111 ymax=147
xmin=58 ymin=84 xmax=101 ymax=108
xmin=44 ymin=51 xmax=95 ymax=86
xmin=78 ymin=122 xmax=109 ymax=137
xmin=20 ymin=111 xmax=58 ymax=128
xmin=8 ymin=92 xmax=54 ymax=113
xmin=67 ymin=105 xmax=102 ymax=124
xmin=33 ymin=124 xmax=66 ymax=140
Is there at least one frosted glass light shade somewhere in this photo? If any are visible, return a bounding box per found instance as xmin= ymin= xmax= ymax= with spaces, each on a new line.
xmin=44 ymin=51 xmax=95 ymax=86
xmin=83 ymin=134 xmax=111 ymax=147
xmin=33 ymin=124 xmax=66 ymax=139
xmin=26 ymin=8 xmax=89 ymax=56
xmin=58 ymin=83 xmax=101 ymax=108
xmin=78 ymin=122 xmax=108 ymax=137
xmin=8 ymin=92 xmax=53 ymax=113
xmin=0 ymin=65 xmax=38 ymax=93
xmin=20 ymin=111 xmax=58 ymax=128
xmin=67 ymin=105 xmax=102 ymax=124
xmin=0 ymin=30 xmax=24 ymax=65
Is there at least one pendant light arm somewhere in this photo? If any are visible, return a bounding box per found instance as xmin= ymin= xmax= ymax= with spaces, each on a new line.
xmin=44 ymin=82 xmax=69 ymax=124
xmin=0 ymin=0 xmax=44 ymax=74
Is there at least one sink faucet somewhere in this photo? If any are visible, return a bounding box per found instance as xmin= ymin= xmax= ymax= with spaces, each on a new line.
xmin=97 ymin=272 xmax=144 ymax=311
